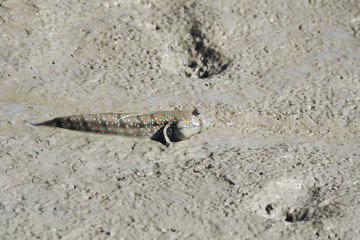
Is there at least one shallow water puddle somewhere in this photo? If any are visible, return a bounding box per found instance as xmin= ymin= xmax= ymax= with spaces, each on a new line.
xmin=283 ymin=26 xmax=360 ymax=82
xmin=0 ymin=103 xmax=25 ymax=116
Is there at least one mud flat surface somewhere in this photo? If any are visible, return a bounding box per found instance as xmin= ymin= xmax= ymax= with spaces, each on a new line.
xmin=1 ymin=0 xmax=359 ymax=239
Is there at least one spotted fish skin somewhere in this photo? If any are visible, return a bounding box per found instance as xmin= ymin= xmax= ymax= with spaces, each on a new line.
xmin=32 ymin=109 xmax=208 ymax=146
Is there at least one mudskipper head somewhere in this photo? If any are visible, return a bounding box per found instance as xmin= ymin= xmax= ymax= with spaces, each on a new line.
xmin=192 ymin=108 xmax=209 ymax=133
xmin=171 ymin=108 xmax=209 ymax=141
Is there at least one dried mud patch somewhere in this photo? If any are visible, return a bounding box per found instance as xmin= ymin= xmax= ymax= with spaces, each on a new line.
xmin=159 ymin=3 xmax=231 ymax=78
xmin=250 ymin=176 xmax=341 ymax=229
xmin=182 ymin=21 xmax=230 ymax=78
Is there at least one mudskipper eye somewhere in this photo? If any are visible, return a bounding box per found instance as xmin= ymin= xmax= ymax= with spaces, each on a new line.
xmin=192 ymin=109 xmax=200 ymax=116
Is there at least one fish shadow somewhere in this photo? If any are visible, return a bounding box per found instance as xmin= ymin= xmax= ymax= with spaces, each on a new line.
xmin=150 ymin=123 xmax=180 ymax=146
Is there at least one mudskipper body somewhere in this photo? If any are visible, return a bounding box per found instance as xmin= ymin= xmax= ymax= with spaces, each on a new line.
xmin=30 ymin=109 xmax=207 ymax=146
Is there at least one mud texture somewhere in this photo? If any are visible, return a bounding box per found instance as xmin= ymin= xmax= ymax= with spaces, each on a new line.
xmin=0 ymin=0 xmax=359 ymax=239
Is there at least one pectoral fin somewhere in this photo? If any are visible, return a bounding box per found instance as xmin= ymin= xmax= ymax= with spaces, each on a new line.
xmin=163 ymin=123 xmax=171 ymax=147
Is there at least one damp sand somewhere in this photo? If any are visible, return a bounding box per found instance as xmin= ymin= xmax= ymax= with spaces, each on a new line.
xmin=0 ymin=0 xmax=359 ymax=239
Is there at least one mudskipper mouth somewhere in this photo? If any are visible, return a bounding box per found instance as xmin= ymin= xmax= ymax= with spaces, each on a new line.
xmin=199 ymin=116 xmax=210 ymax=132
